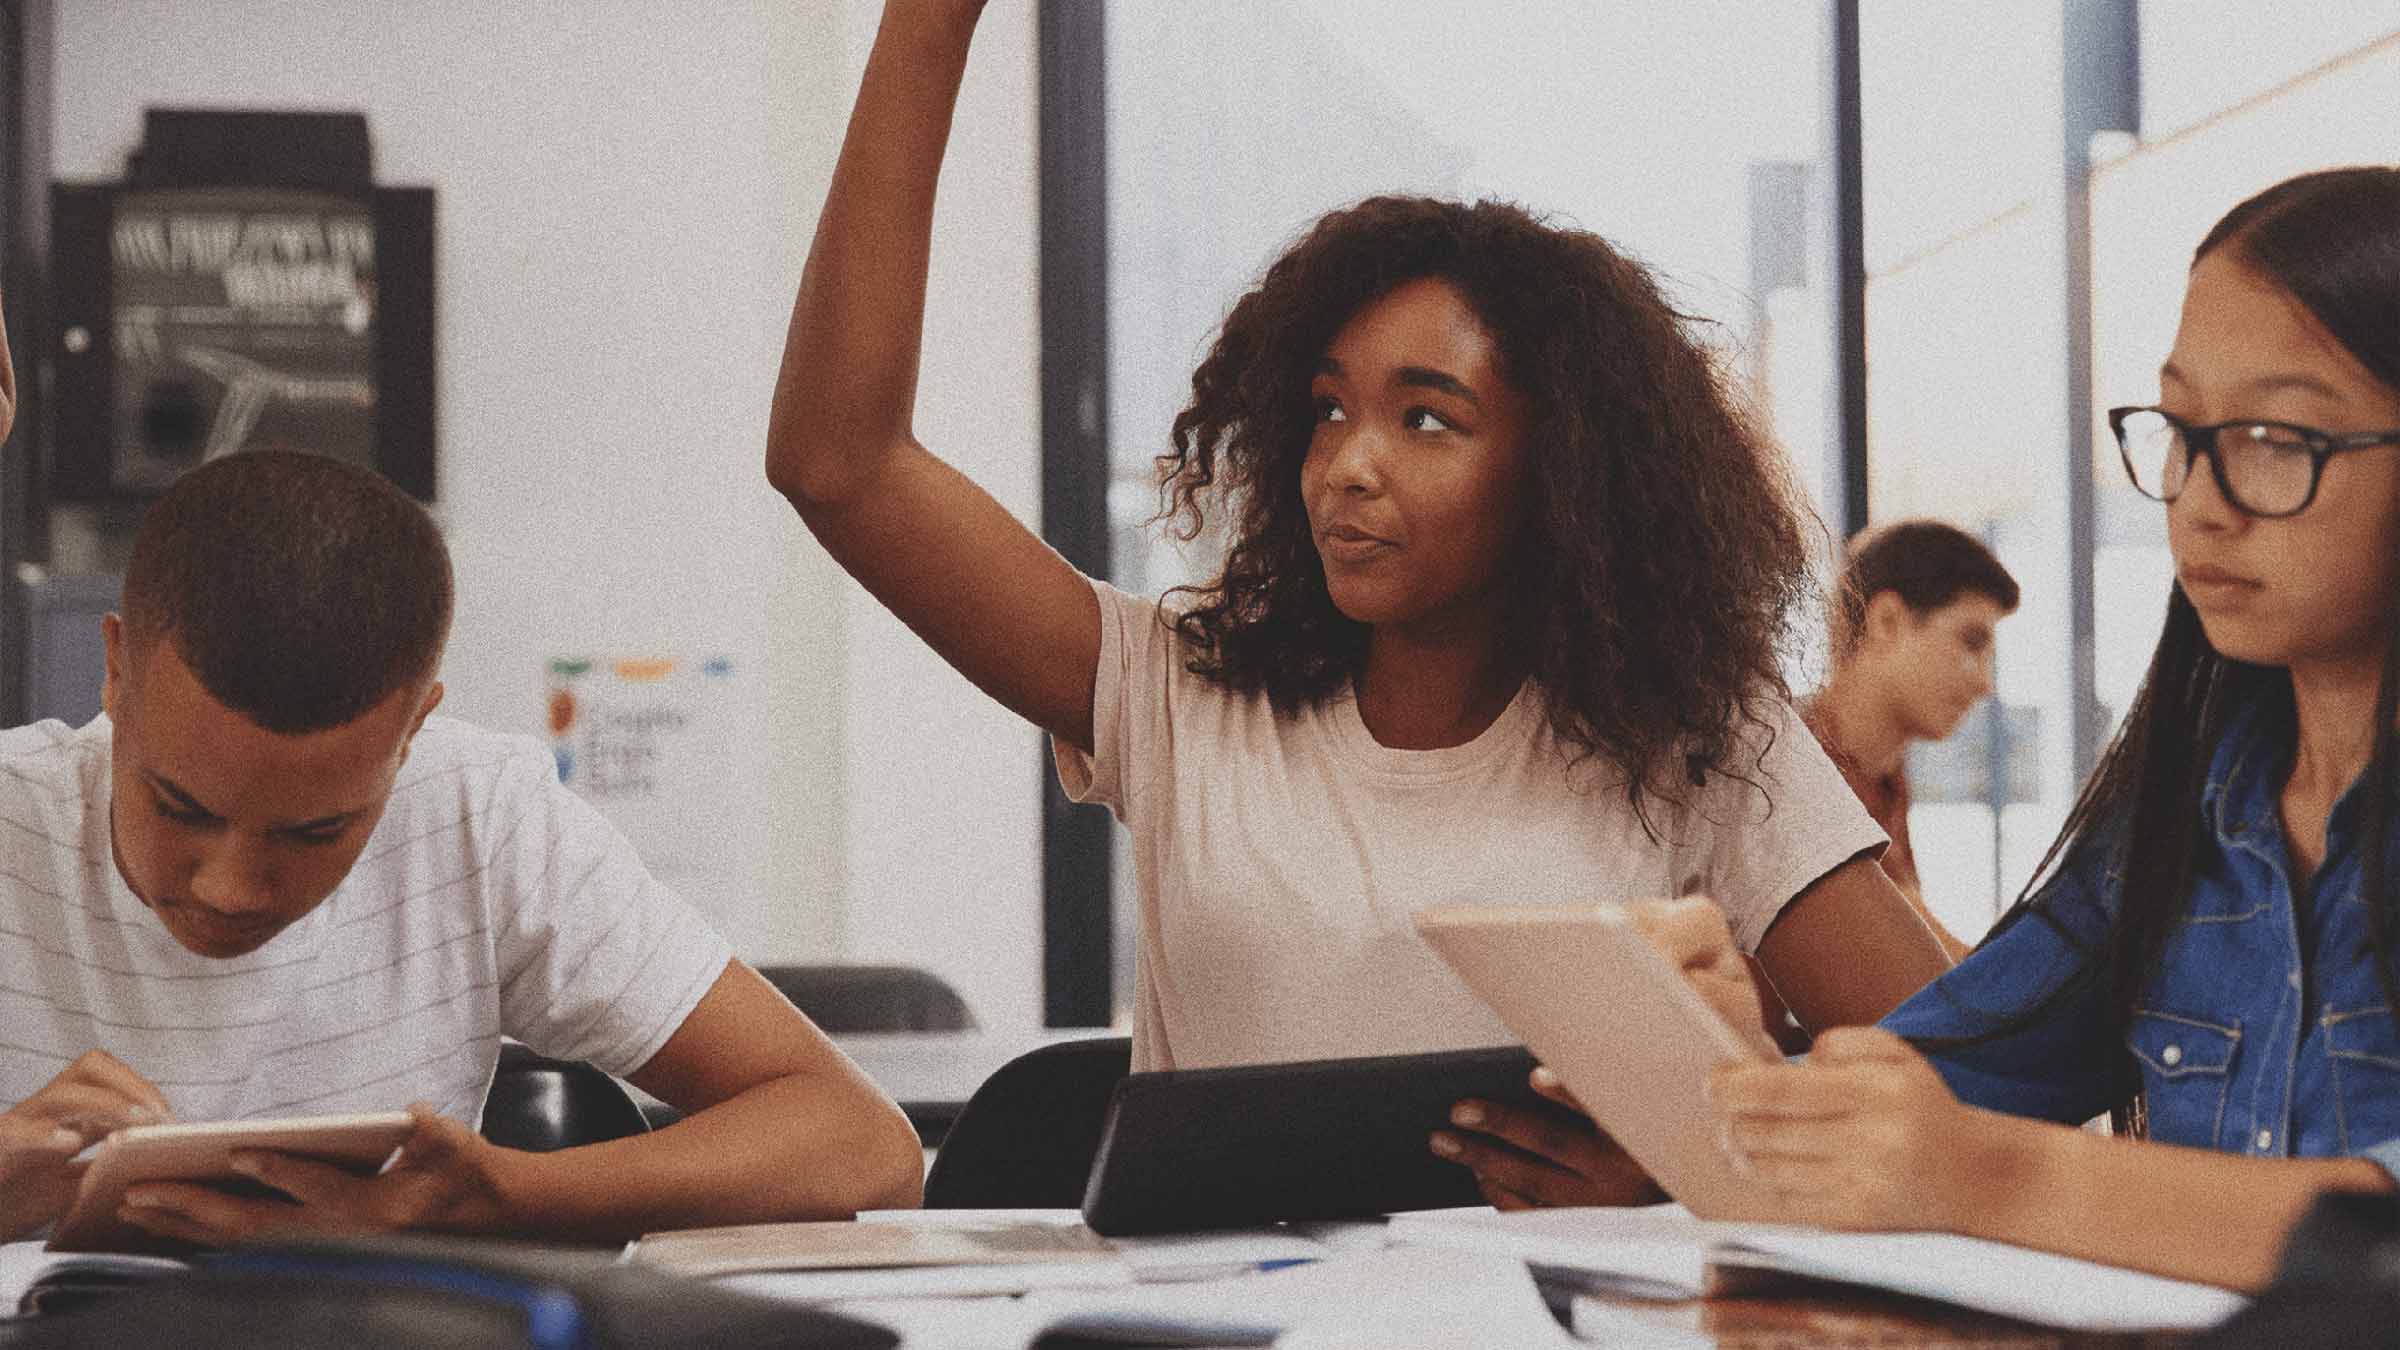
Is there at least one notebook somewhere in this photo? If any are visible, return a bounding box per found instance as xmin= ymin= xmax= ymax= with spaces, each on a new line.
xmin=631 ymin=1216 xmax=1132 ymax=1303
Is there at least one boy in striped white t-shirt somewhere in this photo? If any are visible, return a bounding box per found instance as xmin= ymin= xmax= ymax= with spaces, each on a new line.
xmin=0 ymin=451 xmax=920 ymax=1247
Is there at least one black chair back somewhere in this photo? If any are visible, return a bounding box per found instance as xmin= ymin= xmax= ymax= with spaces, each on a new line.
xmin=922 ymin=1036 xmax=1131 ymax=1209
xmin=757 ymin=964 xmax=976 ymax=1033
xmin=2198 ymin=1190 xmax=2400 ymax=1347
xmin=479 ymin=1043 xmax=651 ymax=1153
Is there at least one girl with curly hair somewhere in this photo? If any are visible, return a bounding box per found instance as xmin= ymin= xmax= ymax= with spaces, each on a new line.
xmin=770 ymin=0 xmax=1949 ymax=1208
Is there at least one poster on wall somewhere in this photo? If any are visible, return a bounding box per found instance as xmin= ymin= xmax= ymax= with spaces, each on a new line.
xmin=108 ymin=186 xmax=380 ymax=492
xmin=49 ymin=180 xmax=438 ymax=501
xmin=546 ymin=656 xmax=740 ymax=887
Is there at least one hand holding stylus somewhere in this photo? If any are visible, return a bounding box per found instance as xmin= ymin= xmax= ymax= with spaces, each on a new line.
xmin=0 ymin=1050 xmax=174 ymax=1241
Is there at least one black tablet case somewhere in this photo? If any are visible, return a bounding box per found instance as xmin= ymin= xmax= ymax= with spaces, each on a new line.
xmin=1079 ymin=1044 xmax=1544 ymax=1235
xmin=15 ymin=1235 xmax=897 ymax=1349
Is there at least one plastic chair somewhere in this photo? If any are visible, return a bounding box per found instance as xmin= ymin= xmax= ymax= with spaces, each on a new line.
xmin=479 ymin=1043 xmax=652 ymax=1153
xmin=921 ymin=1036 xmax=1131 ymax=1209
xmin=757 ymin=964 xmax=976 ymax=1034
xmin=636 ymin=966 xmax=978 ymax=1136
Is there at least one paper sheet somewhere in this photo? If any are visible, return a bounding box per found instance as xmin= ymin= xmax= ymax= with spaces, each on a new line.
xmin=829 ymin=1247 xmax=1577 ymax=1350
xmin=1027 ymin=1247 xmax=1577 ymax=1348
xmin=1386 ymin=1202 xmax=1778 ymax=1296
xmin=0 ymin=1241 xmax=189 ymax=1315
xmin=1722 ymin=1230 xmax=2247 ymax=1332
xmin=1386 ymin=1204 xmax=2248 ymax=1333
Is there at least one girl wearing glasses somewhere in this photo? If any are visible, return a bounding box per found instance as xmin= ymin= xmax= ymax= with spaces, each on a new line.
xmin=770 ymin=0 xmax=1953 ymax=1209
xmin=1615 ymin=165 xmax=2400 ymax=1292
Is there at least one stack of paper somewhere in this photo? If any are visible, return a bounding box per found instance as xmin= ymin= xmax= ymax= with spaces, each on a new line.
xmin=1715 ymin=1228 xmax=2249 ymax=1332
xmin=631 ymin=1215 xmax=1132 ymax=1301
xmin=0 ymin=1241 xmax=189 ymax=1316
xmin=1388 ymin=1204 xmax=1793 ymax=1299
xmin=833 ymin=1246 xmax=1578 ymax=1350
xmin=1388 ymin=1204 xmax=2249 ymax=1333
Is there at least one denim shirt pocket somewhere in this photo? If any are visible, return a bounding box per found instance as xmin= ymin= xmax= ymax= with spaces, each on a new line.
xmin=2128 ymin=1008 xmax=2241 ymax=1148
xmin=2321 ymin=1005 xmax=2400 ymax=1153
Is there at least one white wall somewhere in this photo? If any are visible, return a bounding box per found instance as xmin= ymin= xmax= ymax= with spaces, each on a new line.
xmin=828 ymin=2 xmax=1047 ymax=1033
xmin=51 ymin=0 xmax=1048 ymax=1031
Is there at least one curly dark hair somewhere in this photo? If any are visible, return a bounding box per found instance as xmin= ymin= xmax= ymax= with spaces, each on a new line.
xmin=1157 ymin=195 xmax=1817 ymax=824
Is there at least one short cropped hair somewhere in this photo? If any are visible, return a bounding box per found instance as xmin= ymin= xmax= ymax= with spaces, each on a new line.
xmin=1834 ymin=518 xmax=2020 ymax=653
xmin=121 ymin=451 xmax=453 ymax=734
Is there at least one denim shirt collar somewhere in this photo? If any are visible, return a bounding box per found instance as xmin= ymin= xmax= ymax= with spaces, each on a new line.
xmin=2201 ymin=682 xmax=2398 ymax=862
xmin=2200 ymin=689 xmax=2290 ymax=852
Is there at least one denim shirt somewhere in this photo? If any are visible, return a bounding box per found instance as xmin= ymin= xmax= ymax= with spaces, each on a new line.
xmin=1883 ymin=690 xmax=2400 ymax=1183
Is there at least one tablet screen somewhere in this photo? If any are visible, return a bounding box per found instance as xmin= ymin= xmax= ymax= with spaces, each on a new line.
xmin=1079 ymin=1044 xmax=1552 ymax=1235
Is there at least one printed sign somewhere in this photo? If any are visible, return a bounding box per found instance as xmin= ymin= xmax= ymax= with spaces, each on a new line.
xmin=546 ymin=656 xmax=739 ymax=884
xmin=110 ymin=186 xmax=378 ymax=491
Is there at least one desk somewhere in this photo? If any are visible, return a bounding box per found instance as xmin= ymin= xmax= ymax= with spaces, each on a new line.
xmin=836 ymin=1029 xmax=1120 ymax=1147
xmin=1572 ymin=1287 xmax=2199 ymax=1348
xmin=807 ymin=1223 xmax=2218 ymax=1349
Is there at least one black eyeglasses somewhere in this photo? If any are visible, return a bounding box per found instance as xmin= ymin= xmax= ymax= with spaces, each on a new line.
xmin=2109 ymin=405 xmax=2400 ymax=518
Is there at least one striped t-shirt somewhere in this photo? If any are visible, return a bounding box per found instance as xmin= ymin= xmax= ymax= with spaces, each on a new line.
xmin=0 ymin=714 xmax=732 ymax=1125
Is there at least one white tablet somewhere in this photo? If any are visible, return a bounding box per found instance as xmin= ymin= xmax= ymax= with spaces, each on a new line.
xmin=50 ymin=1111 xmax=416 ymax=1253
xmin=1413 ymin=901 xmax=1787 ymax=1222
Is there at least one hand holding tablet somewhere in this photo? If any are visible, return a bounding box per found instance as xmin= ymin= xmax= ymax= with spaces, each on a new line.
xmin=1414 ymin=898 xmax=1789 ymax=1222
xmin=50 ymin=1111 xmax=418 ymax=1253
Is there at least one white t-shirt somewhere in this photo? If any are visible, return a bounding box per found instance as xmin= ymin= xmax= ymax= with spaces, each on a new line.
xmin=0 ymin=714 xmax=732 ymax=1125
xmin=1055 ymin=580 xmax=1886 ymax=1072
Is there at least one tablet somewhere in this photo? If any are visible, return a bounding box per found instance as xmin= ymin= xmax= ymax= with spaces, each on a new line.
xmin=1413 ymin=901 xmax=1786 ymax=1222
xmin=1078 ymin=1044 xmax=1547 ymax=1236
xmin=50 ymin=1111 xmax=417 ymax=1253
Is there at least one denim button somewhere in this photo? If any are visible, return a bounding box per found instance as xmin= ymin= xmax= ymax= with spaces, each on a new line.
xmin=2161 ymin=1044 xmax=2182 ymax=1067
xmin=2256 ymin=1129 xmax=2274 ymax=1150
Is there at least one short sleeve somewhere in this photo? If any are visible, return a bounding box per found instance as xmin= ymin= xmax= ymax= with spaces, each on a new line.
xmin=1883 ymin=851 xmax=2118 ymax=1123
xmin=483 ymin=742 xmax=734 ymax=1078
xmin=1691 ymin=697 xmax=1890 ymax=953
xmin=1051 ymin=577 xmax=1179 ymax=822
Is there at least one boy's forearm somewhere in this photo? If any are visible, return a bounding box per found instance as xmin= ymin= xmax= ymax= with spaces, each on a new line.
xmin=488 ymin=1072 xmax=922 ymax=1243
xmin=1955 ymin=1106 xmax=2392 ymax=1292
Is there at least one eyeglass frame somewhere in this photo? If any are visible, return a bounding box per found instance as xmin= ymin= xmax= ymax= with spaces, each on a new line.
xmin=2108 ymin=404 xmax=2400 ymax=519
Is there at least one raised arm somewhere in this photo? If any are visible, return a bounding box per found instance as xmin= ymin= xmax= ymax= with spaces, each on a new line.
xmin=770 ymin=0 xmax=1102 ymax=751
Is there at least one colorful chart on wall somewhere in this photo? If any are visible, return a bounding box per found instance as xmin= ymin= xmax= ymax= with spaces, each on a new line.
xmin=545 ymin=655 xmax=739 ymax=885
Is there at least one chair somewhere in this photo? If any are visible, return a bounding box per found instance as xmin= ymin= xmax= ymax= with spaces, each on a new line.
xmin=10 ymin=570 xmax=119 ymax=727
xmin=633 ymin=967 xmax=979 ymax=1135
xmin=479 ymin=1043 xmax=652 ymax=1153
xmin=921 ymin=1036 xmax=1131 ymax=1209
xmin=757 ymin=964 xmax=976 ymax=1034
